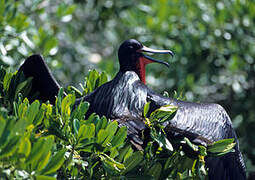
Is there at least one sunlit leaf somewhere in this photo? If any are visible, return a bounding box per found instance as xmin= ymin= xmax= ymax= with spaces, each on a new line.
xmin=100 ymin=153 xmax=125 ymax=172
xmin=78 ymin=123 xmax=95 ymax=141
xmin=40 ymin=149 xmax=66 ymax=175
xmin=18 ymin=137 xmax=31 ymax=157
xmin=208 ymin=138 xmax=236 ymax=155
xmin=143 ymin=101 xmax=150 ymax=117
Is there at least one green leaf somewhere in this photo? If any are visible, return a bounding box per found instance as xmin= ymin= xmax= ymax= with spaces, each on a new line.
xmin=99 ymin=71 xmax=108 ymax=86
xmin=68 ymin=85 xmax=82 ymax=97
xmin=0 ymin=115 xmax=15 ymax=148
xmin=111 ymin=126 xmax=127 ymax=147
xmin=150 ymin=105 xmax=178 ymax=123
xmin=14 ymin=77 xmax=33 ymax=100
xmin=78 ymin=123 xmax=95 ymax=140
xmin=199 ymin=145 xmax=207 ymax=156
xmin=87 ymin=69 xmax=99 ymax=92
xmin=0 ymin=135 xmax=20 ymax=159
xmin=37 ymin=151 xmax=51 ymax=172
xmin=26 ymin=136 xmax=54 ymax=166
xmin=150 ymin=129 xmax=173 ymax=151
xmin=0 ymin=116 xmax=6 ymax=138
xmin=40 ymin=149 xmax=66 ymax=175
xmin=95 ymin=116 xmax=108 ymax=133
xmin=45 ymin=104 xmax=52 ymax=120
xmin=35 ymin=175 xmax=56 ymax=180
xmin=123 ymin=151 xmax=143 ymax=174
xmin=78 ymin=143 xmax=94 ymax=153
xmin=3 ymin=71 xmax=12 ymax=91
xmin=143 ymin=101 xmax=150 ymax=117
xmin=147 ymin=162 xmax=162 ymax=179
xmin=76 ymin=101 xmax=89 ymax=120
xmin=96 ymin=129 xmax=108 ymax=145
xmin=26 ymin=100 xmax=40 ymax=124
xmin=100 ymin=153 xmax=125 ymax=172
xmin=117 ymin=144 xmax=133 ymax=163
xmin=183 ymin=137 xmax=198 ymax=151
xmin=110 ymin=147 xmax=119 ymax=158
xmin=208 ymin=138 xmax=236 ymax=155
xmin=102 ymin=121 xmax=118 ymax=146
xmin=155 ymin=105 xmax=178 ymax=113
xmin=18 ymin=137 xmax=31 ymax=157
xmin=33 ymin=103 xmax=46 ymax=126
xmin=18 ymin=98 xmax=29 ymax=119
xmin=61 ymin=94 xmax=75 ymax=117
xmin=73 ymin=118 xmax=80 ymax=136
xmin=0 ymin=0 xmax=5 ymax=16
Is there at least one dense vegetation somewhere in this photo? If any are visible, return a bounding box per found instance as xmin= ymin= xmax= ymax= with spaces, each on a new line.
xmin=0 ymin=0 xmax=254 ymax=178
xmin=0 ymin=66 xmax=235 ymax=179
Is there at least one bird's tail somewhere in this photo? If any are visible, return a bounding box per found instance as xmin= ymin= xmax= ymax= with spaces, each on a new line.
xmin=18 ymin=54 xmax=61 ymax=104
xmin=206 ymin=145 xmax=246 ymax=180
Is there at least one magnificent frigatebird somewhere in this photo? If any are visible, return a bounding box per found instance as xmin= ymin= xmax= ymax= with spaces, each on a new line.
xmin=18 ymin=39 xmax=246 ymax=180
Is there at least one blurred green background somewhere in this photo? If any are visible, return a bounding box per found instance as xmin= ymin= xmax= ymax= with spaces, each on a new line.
xmin=0 ymin=0 xmax=254 ymax=175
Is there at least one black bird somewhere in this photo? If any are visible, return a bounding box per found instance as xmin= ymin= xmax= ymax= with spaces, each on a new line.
xmin=18 ymin=39 xmax=246 ymax=180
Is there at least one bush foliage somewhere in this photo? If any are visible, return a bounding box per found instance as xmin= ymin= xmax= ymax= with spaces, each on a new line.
xmin=0 ymin=66 xmax=236 ymax=179
xmin=0 ymin=0 xmax=254 ymax=177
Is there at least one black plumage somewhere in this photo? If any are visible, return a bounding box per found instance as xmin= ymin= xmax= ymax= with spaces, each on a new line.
xmin=18 ymin=39 xmax=246 ymax=180
xmin=18 ymin=55 xmax=61 ymax=104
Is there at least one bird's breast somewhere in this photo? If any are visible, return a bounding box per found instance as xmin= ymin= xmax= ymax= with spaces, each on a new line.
xmin=87 ymin=71 xmax=148 ymax=120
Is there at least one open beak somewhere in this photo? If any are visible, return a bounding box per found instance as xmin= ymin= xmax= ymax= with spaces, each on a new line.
xmin=137 ymin=46 xmax=173 ymax=67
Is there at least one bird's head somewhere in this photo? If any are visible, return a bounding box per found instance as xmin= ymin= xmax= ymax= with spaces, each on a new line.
xmin=118 ymin=39 xmax=173 ymax=84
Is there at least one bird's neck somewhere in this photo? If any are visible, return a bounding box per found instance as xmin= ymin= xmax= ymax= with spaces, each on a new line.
xmin=116 ymin=70 xmax=139 ymax=80
xmin=119 ymin=66 xmax=146 ymax=84
xmin=136 ymin=59 xmax=146 ymax=84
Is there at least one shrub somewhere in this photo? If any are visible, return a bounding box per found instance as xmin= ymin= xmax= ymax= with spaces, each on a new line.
xmin=0 ymin=66 xmax=235 ymax=179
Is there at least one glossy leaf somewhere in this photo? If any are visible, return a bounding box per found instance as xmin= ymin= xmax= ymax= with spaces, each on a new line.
xmin=150 ymin=129 xmax=173 ymax=151
xmin=143 ymin=101 xmax=150 ymax=117
xmin=40 ymin=149 xmax=66 ymax=175
xmin=208 ymin=138 xmax=236 ymax=155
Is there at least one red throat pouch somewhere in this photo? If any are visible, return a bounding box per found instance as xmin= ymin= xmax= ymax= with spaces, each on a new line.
xmin=137 ymin=57 xmax=154 ymax=84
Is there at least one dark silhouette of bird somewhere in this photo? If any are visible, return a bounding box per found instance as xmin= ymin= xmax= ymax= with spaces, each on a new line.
xmin=18 ymin=39 xmax=246 ymax=180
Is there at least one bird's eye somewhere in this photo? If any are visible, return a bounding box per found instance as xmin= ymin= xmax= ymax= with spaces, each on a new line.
xmin=128 ymin=45 xmax=134 ymax=50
